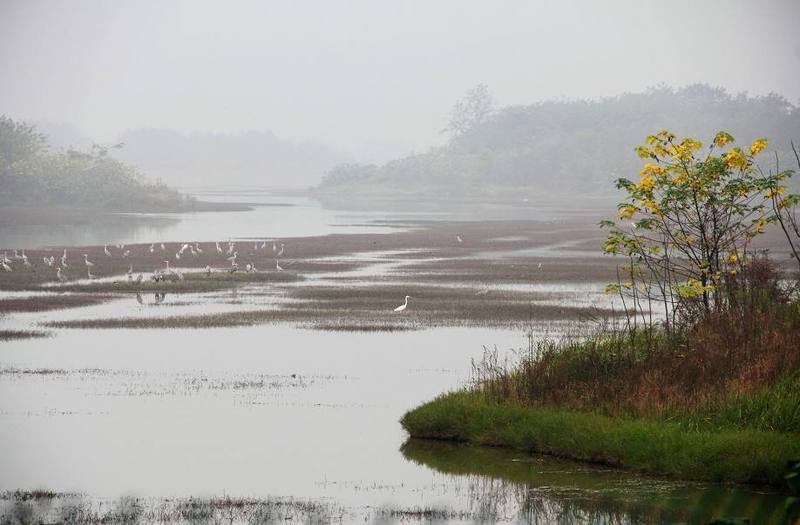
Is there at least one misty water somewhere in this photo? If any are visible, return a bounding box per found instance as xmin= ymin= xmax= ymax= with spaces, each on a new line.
xmin=0 ymin=194 xmax=787 ymax=524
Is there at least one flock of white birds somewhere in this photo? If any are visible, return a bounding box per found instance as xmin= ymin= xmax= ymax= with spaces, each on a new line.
xmin=0 ymin=239 xmax=288 ymax=284
xmin=2 ymin=238 xmax=416 ymax=312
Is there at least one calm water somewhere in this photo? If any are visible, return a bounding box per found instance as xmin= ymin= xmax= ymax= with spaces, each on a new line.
xmin=0 ymin=193 xmax=788 ymax=524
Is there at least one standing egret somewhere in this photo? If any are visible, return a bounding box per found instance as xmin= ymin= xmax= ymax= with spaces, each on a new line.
xmin=227 ymin=252 xmax=238 ymax=266
xmin=83 ymin=254 xmax=94 ymax=268
xmin=1 ymin=261 xmax=11 ymax=272
xmin=149 ymin=244 xmax=155 ymax=253
xmin=261 ymin=241 xmax=267 ymax=249
xmin=56 ymin=267 xmax=67 ymax=282
xmin=456 ymin=235 xmax=463 ymax=243
xmin=277 ymin=243 xmax=285 ymax=257
xmin=2 ymin=252 xmax=11 ymax=265
xmin=216 ymin=242 xmax=224 ymax=254
xmin=135 ymin=273 xmax=143 ymax=284
xmin=21 ymin=251 xmax=31 ymax=267
xmin=205 ymin=265 xmax=212 ymax=276
xmin=104 ymin=245 xmax=112 ymax=257
xmin=538 ymin=263 xmax=542 ymax=270
xmin=276 ymin=260 xmax=282 ymax=271
xmin=43 ymin=256 xmax=52 ymax=267
xmin=194 ymin=242 xmax=203 ymax=254
xmin=61 ymin=250 xmax=68 ymax=268
xmin=160 ymin=243 xmax=166 ymax=251
xmin=393 ymin=295 xmax=411 ymax=312
xmin=135 ymin=292 xmax=144 ymax=305
xmin=175 ymin=251 xmax=181 ymax=260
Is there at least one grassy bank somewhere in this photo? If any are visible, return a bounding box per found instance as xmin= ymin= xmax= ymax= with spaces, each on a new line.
xmin=401 ymin=390 xmax=800 ymax=486
xmin=402 ymin=281 xmax=800 ymax=487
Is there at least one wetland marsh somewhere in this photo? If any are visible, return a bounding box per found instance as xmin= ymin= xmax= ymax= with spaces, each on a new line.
xmin=0 ymin=194 xmax=790 ymax=524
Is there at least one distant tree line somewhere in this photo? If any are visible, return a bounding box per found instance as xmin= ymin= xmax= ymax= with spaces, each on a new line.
xmin=0 ymin=116 xmax=192 ymax=211
xmin=316 ymin=85 xmax=800 ymax=202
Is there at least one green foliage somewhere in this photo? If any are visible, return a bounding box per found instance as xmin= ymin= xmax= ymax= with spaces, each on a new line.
xmin=318 ymin=85 xmax=800 ymax=199
xmin=0 ymin=115 xmax=191 ymax=210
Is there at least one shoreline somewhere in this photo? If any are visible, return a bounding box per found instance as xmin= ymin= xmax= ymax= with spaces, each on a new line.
xmin=400 ymin=391 xmax=800 ymax=488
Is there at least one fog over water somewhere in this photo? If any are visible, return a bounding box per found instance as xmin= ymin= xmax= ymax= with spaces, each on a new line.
xmin=2 ymin=0 xmax=799 ymax=172
xmin=1 ymin=3 xmax=799 ymax=524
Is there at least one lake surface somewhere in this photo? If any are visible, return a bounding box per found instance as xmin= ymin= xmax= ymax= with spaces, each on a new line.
xmin=0 ymin=191 xmax=788 ymax=524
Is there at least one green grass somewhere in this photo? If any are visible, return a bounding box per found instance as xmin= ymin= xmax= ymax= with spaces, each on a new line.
xmin=401 ymin=390 xmax=800 ymax=486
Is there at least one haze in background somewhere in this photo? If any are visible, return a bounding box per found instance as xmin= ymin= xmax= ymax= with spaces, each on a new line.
xmin=2 ymin=0 xmax=800 ymax=187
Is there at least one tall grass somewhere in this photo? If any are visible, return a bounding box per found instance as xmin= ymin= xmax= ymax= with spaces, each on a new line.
xmin=469 ymin=259 xmax=800 ymax=433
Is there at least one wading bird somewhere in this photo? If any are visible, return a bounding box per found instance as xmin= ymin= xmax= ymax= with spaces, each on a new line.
xmin=135 ymin=292 xmax=144 ymax=305
xmin=160 ymin=243 xmax=166 ymax=251
xmin=149 ymin=244 xmax=155 ymax=253
xmin=83 ymin=254 xmax=94 ymax=268
xmin=57 ymin=267 xmax=67 ymax=282
xmin=1 ymin=260 xmax=11 ymax=272
xmin=134 ymin=273 xmax=143 ymax=284
xmin=194 ymin=242 xmax=202 ymax=254
xmin=393 ymin=295 xmax=411 ymax=312
xmin=456 ymin=235 xmax=463 ymax=243
xmin=227 ymin=252 xmax=238 ymax=265
xmin=43 ymin=256 xmax=52 ymax=267
xmin=61 ymin=250 xmax=68 ymax=268
xmin=127 ymin=265 xmax=133 ymax=281
xmin=21 ymin=251 xmax=31 ymax=267
xmin=206 ymin=265 xmax=212 ymax=276
xmin=104 ymin=245 xmax=112 ymax=257
xmin=216 ymin=242 xmax=223 ymax=254
xmin=275 ymin=260 xmax=282 ymax=271
xmin=2 ymin=252 xmax=11 ymax=265
xmin=276 ymin=243 xmax=285 ymax=257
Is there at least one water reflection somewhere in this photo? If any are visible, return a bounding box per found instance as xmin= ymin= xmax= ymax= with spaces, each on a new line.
xmin=401 ymin=439 xmax=787 ymax=524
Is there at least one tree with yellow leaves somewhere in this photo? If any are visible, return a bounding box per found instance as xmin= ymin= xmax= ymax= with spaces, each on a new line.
xmin=601 ymin=130 xmax=793 ymax=329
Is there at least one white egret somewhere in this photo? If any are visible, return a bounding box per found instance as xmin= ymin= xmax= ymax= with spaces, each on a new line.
xmin=2 ymin=252 xmax=11 ymax=265
xmin=160 ymin=243 xmax=166 ymax=251
xmin=194 ymin=242 xmax=203 ymax=254
xmin=21 ymin=251 xmax=31 ymax=267
xmin=261 ymin=241 xmax=267 ymax=249
xmin=56 ymin=267 xmax=67 ymax=281
xmin=104 ymin=245 xmax=112 ymax=257
xmin=149 ymin=244 xmax=155 ymax=253
xmin=538 ymin=263 xmax=542 ymax=270
xmin=227 ymin=252 xmax=238 ymax=265
xmin=393 ymin=295 xmax=411 ymax=312
xmin=205 ymin=265 xmax=212 ymax=276
xmin=122 ymin=250 xmax=130 ymax=258
xmin=175 ymin=251 xmax=181 ymax=260
xmin=1 ymin=261 xmax=11 ymax=272
xmin=277 ymin=243 xmax=285 ymax=257
xmin=276 ymin=260 xmax=282 ymax=271
xmin=216 ymin=242 xmax=223 ymax=254
xmin=456 ymin=235 xmax=463 ymax=243
xmin=61 ymin=250 xmax=68 ymax=268
xmin=43 ymin=256 xmax=52 ymax=267
xmin=135 ymin=292 xmax=144 ymax=305
xmin=83 ymin=254 xmax=94 ymax=268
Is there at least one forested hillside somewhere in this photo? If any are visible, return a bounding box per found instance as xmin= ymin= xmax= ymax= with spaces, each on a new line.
xmin=316 ymin=85 xmax=800 ymax=202
xmin=0 ymin=116 xmax=192 ymax=211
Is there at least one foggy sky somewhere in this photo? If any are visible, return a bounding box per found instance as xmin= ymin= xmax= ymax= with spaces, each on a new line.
xmin=2 ymin=0 xmax=799 ymax=164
